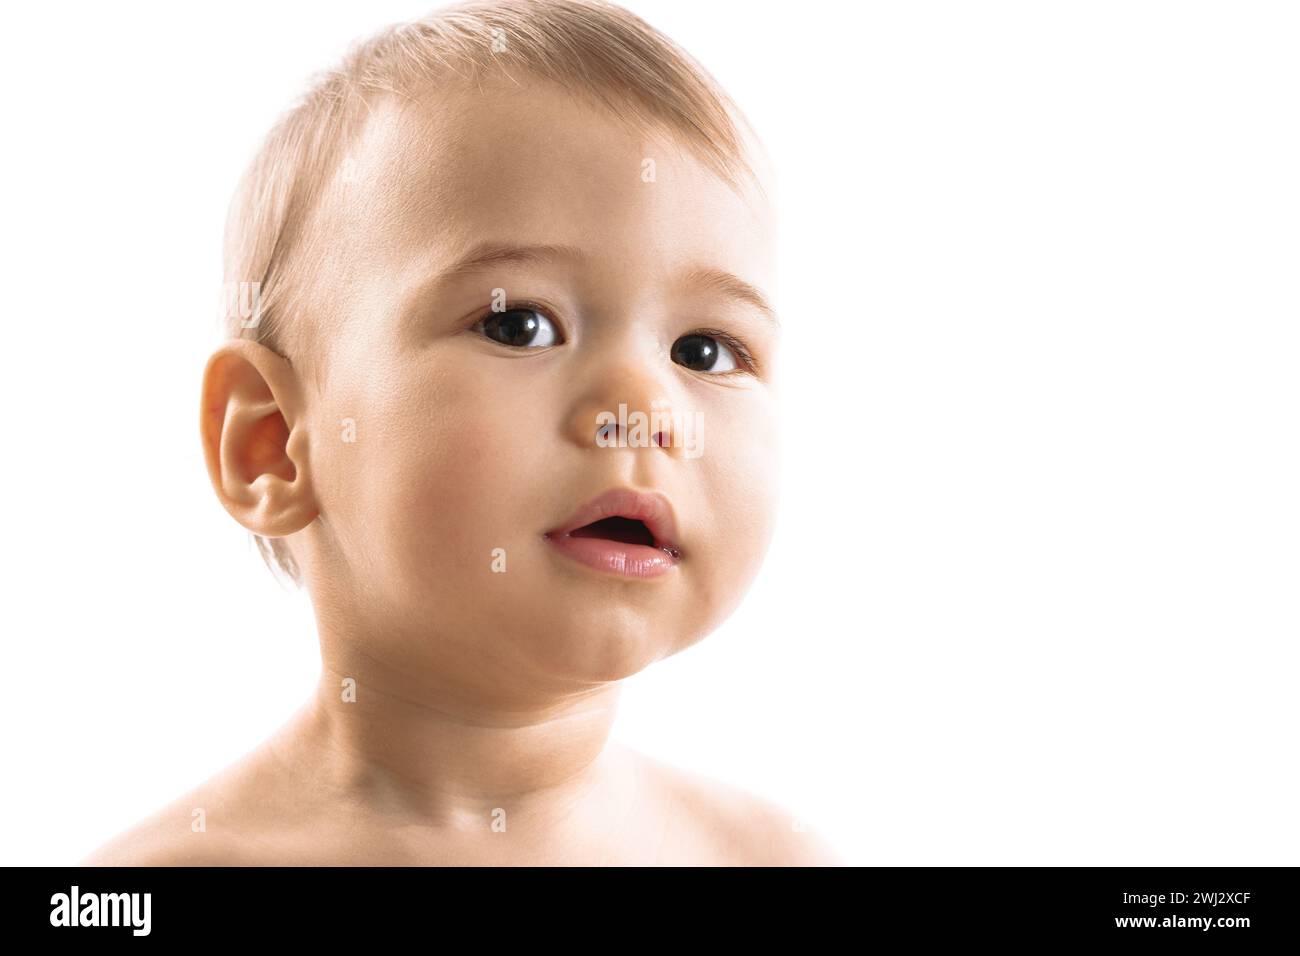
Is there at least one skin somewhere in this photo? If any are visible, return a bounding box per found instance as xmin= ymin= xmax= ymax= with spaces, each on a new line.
xmin=81 ymin=74 xmax=841 ymax=866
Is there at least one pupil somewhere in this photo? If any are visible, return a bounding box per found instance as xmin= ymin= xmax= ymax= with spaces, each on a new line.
xmin=488 ymin=309 xmax=539 ymax=346
xmin=673 ymin=334 xmax=717 ymax=370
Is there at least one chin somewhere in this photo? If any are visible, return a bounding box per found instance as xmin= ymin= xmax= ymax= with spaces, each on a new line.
xmin=504 ymin=602 xmax=697 ymax=682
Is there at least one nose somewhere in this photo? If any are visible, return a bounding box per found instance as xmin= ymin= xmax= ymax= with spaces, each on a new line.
xmin=565 ymin=362 xmax=683 ymax=456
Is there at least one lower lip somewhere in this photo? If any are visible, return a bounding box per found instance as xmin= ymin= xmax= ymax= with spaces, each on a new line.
xmin=543 ymin=533 xmax=680 ymax=578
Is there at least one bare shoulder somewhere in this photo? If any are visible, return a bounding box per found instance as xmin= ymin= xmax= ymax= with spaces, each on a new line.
xmin=79 ymin=796 xmax=244 ymax=866
xmin=632 ymin=750 xmax=845 ymax=866
xmin=78 ymin=743 xmax=290 ymax=867
xmin=78 ymin=813 xmax=232 ymax=866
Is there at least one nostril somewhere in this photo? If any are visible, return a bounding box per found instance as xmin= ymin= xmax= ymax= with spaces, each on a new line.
xmin=592 ymin=422 xmax=670 ymax=448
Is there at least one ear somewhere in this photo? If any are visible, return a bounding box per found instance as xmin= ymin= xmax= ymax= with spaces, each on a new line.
xmin=199 ymin=338 xmax=318 ymax=537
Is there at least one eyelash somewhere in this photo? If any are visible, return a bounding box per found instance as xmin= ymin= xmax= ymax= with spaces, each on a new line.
xmin=688 ymin=326 xmax=759 ymax=376
xmin=469 ymin=298 xmax=551 ymax=325
xmin=471 ymin=301 xmax=759 ymax=375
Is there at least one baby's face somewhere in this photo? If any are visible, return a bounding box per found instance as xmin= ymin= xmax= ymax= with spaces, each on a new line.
xmin=297 ymin=77 xmax=778 ymax=686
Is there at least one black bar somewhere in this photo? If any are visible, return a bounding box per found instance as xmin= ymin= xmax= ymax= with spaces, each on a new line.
xmin=5 ymin=865 xmax=1296 ymax=944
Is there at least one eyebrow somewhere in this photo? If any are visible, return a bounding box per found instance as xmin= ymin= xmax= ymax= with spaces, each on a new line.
xmin=436 ymin=241 xmax=588 ymax=283
xmin=432 ymin=241 xmax=780 ymax=326
xmin=678 ymin=265 xmax=779 ymax=327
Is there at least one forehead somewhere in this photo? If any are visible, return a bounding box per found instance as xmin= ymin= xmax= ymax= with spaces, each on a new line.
xmin=321 ymin=76 xmax=774 ymax=287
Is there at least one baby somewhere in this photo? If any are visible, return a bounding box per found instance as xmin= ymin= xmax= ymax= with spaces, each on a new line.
xmin=83 ymin=0 xmax=839 ymax=866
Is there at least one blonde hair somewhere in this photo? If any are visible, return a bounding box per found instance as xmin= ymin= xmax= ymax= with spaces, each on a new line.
xmin=221 ymin=0 xmax=761 ymax=588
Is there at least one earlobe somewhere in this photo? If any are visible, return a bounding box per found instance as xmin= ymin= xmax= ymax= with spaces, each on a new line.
xmin=199 ymin=339 xmax=318 ymax=537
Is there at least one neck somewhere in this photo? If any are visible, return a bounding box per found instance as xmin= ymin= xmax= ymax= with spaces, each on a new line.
xmin=267 ymin=636 xmax=638 ymax=856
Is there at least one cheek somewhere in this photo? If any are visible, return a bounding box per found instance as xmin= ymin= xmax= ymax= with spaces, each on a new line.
xmin=347 ymin=360 xmax=553 ymax=591
xmin=684 ymin=395 xmax=781 ymax=623
xmin=708 ymin=392 xmax=779 ymax=527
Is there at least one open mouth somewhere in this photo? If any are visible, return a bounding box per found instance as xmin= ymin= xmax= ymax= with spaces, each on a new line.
xmin=543 ymin=488 xmax=682 ymax=578
xmin=568 ymin=516 xmax=657 ymax=548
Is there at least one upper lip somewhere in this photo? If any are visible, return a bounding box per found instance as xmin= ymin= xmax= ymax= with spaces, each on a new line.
xmin=545 ymin=487 xmax=682 ymax=556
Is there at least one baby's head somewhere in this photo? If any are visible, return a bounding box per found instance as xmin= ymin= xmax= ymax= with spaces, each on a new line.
xmin=203 ymin=0 xmax=779 ymax=689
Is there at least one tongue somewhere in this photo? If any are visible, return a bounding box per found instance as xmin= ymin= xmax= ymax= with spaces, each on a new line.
xmin=570 ymin=516 xmax=655 ymax=546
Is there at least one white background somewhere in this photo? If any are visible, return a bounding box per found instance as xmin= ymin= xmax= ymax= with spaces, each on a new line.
xmin=1 ymin=1 xmax=1296 ymax=866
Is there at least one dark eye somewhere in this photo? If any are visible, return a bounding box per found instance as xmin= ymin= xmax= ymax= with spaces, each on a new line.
xmin=475 ymin=308 xmax=561 ymax=348
xmin=670 ymin=333 xmax=740 ymax=373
